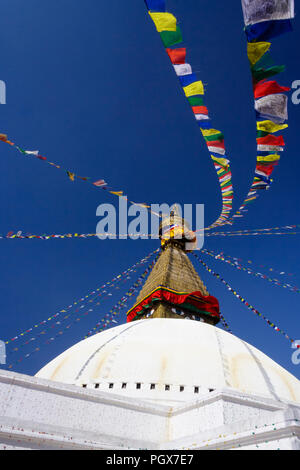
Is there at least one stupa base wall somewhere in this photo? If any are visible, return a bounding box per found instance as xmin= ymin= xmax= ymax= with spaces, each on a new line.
xmin=0 ymin=370 xmax=299 ymax=450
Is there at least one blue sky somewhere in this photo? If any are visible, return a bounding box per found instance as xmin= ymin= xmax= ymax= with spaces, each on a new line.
xmin=0 ymin=0 xmax=299 ymax=378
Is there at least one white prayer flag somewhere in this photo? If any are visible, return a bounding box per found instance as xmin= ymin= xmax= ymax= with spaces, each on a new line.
xmin=173 ymin=63 xmax=193 ymax=76
xmin=242 ymin=0 xmax=294 ymax=26
xmin=255 ymin=94 xmax=288 ymax=123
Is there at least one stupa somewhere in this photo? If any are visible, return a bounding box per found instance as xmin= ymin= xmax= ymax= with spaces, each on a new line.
xmin=0 ymin=209 xmax=299 ymax=450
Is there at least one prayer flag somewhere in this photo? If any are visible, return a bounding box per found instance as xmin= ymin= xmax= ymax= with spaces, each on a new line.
xmin=254 ymin=80 xmax=290 ymax=99
xmin=144 ymin=0 xmax=166 ymax=12
xmin=245 ymin=19 xmax=293 ymax=42
xmin=173 ymin=63 xmax=192 ymax=76
xmin=183 ymin=81 xmax=204 ymax=97
xmin=247 ymin=41 xmax=271 ymax=65
xmin=160 ymin=26 xmax=183 ymax=47
xmin=149 ymin=12 xmax=177 ymax=32
xmin=166 ymin=48 xmax=186 ymax=64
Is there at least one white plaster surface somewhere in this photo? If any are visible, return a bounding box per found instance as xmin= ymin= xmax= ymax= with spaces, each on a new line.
xmin=36 ymin=319 xmax=300 ymax=404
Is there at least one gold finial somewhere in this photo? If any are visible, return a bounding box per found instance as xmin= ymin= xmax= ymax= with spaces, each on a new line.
xmin=159 ymin=204 xmax=197 ymax=252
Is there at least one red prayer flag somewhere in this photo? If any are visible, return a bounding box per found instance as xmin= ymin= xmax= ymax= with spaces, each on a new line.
xmin=254 ymin=80 xmax=290 ymax=99
xmin=93 ymin=179 xmax=107 ymax=187
xmin=256 ymin=164 xmax=276 ymax=176
xmin=192 ymin=106 xmax=208 ymax=115
xmin=166 ymin=48 xmax=186 ymax=64
xmin=207 ymin=140 xmax=225 ymax=150
xmin=256 ymin=135 xmax=285 ymax=146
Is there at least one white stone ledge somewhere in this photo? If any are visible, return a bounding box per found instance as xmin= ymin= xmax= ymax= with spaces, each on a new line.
xmin=0 ymin=415 xmax=157 ymax=450
xmin=0 ymin=369 xmax=172 ymax=417
xmin=174 ymin=422 xmax=300 ymax=451
xmin=167 ymin=388 xmax=288 ymax=417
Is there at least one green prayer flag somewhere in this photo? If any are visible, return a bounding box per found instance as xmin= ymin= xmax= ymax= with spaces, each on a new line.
xmin=188 ymin=97 xmax=204 ymax=106
xmin=204 ymin=133 xmax=224 ymax=142
xmin=256 ymin=130 xmax=270 ymax=138
xmin=252 ymin=65 xmax=285 ymax=83
xmin=160 ymin=26 xmax=183 ymax=47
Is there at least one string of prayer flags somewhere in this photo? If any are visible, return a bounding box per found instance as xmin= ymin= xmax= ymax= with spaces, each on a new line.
xmin=0 ymin=231 xmax=157 ymax=240
xmin=228 ymin=0 xmax=293 ymax=224
xmin=219 ymin=314 xmax=233 ymax=334
xmin=201 ymin=248 xmax=300 ymax=293
xmin=1 ymin=135 xmax=163 ymax=220
xmin=6 ymin=253 xmax=160 ymax=369
xmin=192 ymin=253 xmax=300 ymax=349
xmin=144 ymin=1 xmax=234 ymax=229
xmin=2 ymin=225 xmax=299 ymax=241
xmin=1 ymin=136 xmax=110 ymax=190
xmin=206 ymin=230 xmax=300 ymax=237
xmin=201 ymin=224 xmax=300 ymax=235
xmin=4 ymin=249 xmax=159 ymax=346
xmin=84 ymin=254 xmax=160 ymax=338
xmin=9 ymin=278 xmax=130 ymax=355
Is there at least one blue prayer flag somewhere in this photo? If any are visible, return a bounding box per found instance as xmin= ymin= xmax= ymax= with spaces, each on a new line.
xmin=198 ymin=121 xmax=212 ymax=130
xmin=144 ymin=0 xmax=166 ymax=12
xmin=246 ymin=19 xmax=292 ymax=42
xmin=179 ymin=73 xmax=198 ymax=87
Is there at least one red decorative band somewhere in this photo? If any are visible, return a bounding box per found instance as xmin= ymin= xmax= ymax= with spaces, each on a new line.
xmin=127 ymin=286 xmax=220 ymax=323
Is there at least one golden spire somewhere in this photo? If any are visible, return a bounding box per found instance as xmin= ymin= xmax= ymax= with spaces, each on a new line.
xmin=126 ymin=206 xmax=220 ymax=325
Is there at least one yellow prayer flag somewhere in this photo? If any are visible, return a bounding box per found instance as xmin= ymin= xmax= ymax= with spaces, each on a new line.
xmin=257 ymin=154 xmax=280 ymax=163
xmin=110 ymin=191 xmax=124 ymax=197
xmin=211 ymin=156 xmax=230 ymax=168
xmin=201 ymin=129 xmax=221 ymax=137
xmin=257 ymin=120 xmax=288 ymax=134
xmin=245 ymin=196 xmax=257 ymax=202
xmin=67 ymin=171 xmax=75 ymax=181
xmin=247 ymin=41 xmax=271 ymax=66
xmin=183 ymin=81 xmax=204 ymax=97
xmin=149 ymin=12 xmax=177 ymax=32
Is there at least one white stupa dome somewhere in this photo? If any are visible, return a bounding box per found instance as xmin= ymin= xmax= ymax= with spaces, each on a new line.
xmin=36 ymin=319 xmax=300 ymax=404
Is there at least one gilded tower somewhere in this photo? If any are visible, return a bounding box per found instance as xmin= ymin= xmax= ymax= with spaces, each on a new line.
xmin=127 ymin=206 xmax=220 ymax=325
